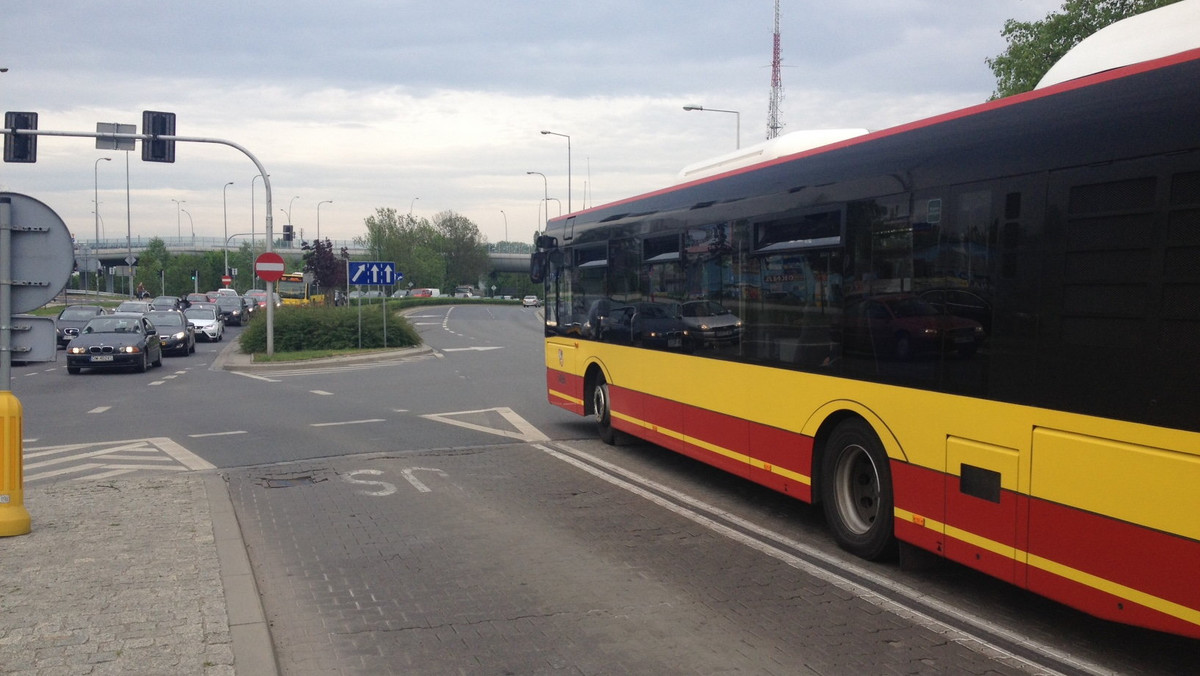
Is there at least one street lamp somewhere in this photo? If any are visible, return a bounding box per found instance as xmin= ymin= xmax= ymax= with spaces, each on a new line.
xmin=93 ymin=157 xmax=111 ymax=296
xmin=285 ymin=196 xmax=299 ymax=224
xmin=171 ymin=198 xmax=186 ymax=241
xmin=526 ymin=171 xmax=548 ymax=231
xmin=222 ymin=181 xmax=234 ymax=275
xmin=181 ymin=208 xmax=194 ymax=245
xmin=408 ymin=197 xmax=419 ymax=219
xmin=683 ymin=104 xmax=741 ymax=149
xmin=251 ymin=174 xmax=266 ymax=254
xmin=540 ymin=130 xmax=571 ymax=213
xmin=500 ymin=210 xmax=508 ymax=244
xmin=317 ymin=200 xmax=332 ymax=241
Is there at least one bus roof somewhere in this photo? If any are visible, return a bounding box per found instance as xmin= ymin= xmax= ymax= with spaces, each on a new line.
xmin=1037 ymin=0 xmax=1200 ymax=89
xmin=676 ymin=129 xmax=869 ymax=183
xmin=545 ymin=1 xmax=1200 ymax=231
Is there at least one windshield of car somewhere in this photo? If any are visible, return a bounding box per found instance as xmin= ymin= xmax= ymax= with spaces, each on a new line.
xmin=184 ymin=308 xmax=216 ymax=321
xmin=115 ymin=302 xmax=148 ymax=312
xmin=885 ymin=297 xmax=939 ymax=318
xmin=681 ymin=301 xmax=728 ymax=318
xmin=59 ymin=307 xmax=101 ymax=320
xmin=148 ymin=313 xmax=184 ymax=327
xmin=84 ymin=317 xmax=139 ymax=333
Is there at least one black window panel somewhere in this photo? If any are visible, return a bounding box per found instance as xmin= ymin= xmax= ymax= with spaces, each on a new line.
xmin=643 ymin=234 xmax=681 ymax=263
xmin=754 ymin=209 xmax=843 ymax=252
xmin=1068 ymin=176 xmax=1156 ymax=214
xmin=1170 ymin=171 xmax=1200 ymax=205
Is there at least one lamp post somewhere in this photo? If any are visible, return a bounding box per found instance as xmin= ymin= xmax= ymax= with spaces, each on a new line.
xmin=170 ymin=198 xmax=185 ymax=241
xmin=222 ymin=181 xmax=234 ymax=275
xmin=540 ymin=130 xmax=571 ymax=213
xmin=251 ymin=174 xmax=266 ymax=255
xmin=408 ymin=197 xmax=419 ymax=220
xmin=181 ymin=208 xmax=194 ymax=246
xmin=93 ymin=157 xmax=111 ymax=296
xmin=526 ymin=171 xmax=548 ymax=231
xmin=500 ymin=210 xmax=508 ymax=245
xmin=285 ymin=196 xmax=299 ymax=225
xmin=683 ymin=104 xmax=741 ymax=149
xmin=317 ymin=200 xmax=332 ymax=241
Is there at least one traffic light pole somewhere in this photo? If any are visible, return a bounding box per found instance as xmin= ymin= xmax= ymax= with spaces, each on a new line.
xmin=1 ymin=125 xmax=279 ymax=356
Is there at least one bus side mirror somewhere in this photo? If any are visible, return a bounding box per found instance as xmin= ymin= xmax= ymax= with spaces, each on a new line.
xmin=535 ymin=234 xmax=557 ymax=250
xmin=530 ymin=251 xmax=548 ymax=284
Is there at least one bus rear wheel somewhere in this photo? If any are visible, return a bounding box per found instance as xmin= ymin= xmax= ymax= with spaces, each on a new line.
xmin=821 ymin=419 xmax=896 ymax=560
xmin=592 ymin=374 xmax=617 ymax=445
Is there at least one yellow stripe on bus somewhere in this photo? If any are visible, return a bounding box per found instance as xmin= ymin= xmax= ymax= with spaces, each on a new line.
xmin=895 ymin=507 xmax=1200 ymax=628
xmin=615 ymin=411 xmax=812 ymax=487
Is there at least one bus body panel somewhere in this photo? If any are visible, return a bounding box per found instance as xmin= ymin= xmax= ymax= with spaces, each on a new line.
xmin=536 ymin=38 xmax=1200 ymax=638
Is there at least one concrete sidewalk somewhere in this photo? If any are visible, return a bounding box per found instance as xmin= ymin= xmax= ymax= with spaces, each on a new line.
xmin=0 ymin=338 xmax=429 ymax=674
xmin=0 ymin=473 xmax=276 ymax=675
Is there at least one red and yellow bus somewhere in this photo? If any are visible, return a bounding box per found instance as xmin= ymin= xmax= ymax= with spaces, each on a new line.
xmin=532 ymin=8 xmax=1200 ymax=639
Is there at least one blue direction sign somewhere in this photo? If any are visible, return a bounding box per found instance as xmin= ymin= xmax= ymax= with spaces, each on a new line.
xmin=348 ymin=261 xmax=400 ymax=286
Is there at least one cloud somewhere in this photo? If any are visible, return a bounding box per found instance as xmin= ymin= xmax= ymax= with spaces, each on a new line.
xmin=1 ymin=0 xmax=1064 ymax=246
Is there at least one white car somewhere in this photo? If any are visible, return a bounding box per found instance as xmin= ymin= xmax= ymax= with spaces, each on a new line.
xmin=522 ymin=295 xmax=540 ymax=307
xmin=183 ymin=306 xmax=224 ymax=342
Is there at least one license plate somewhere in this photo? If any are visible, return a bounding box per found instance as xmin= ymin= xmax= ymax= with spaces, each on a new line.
xmin=954 ymin=336 xmax=972 ymax=344
xmin=668 ymin=338 xmax=682 ymax=348
xmin=90 ymin=355 xmax=114 ymax=362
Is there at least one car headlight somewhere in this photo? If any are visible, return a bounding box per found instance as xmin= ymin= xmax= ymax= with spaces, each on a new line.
xmin=120 ymin=345 xmax=143 ymax=354
xmin=172 ymin=331 xmax=186 ymax=341
xmin=67 ymin=346 xmax=86 ymax=355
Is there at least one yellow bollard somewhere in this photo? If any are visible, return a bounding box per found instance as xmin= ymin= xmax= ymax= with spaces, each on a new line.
xmin=0 ymin=391 xmax=30 ymax=536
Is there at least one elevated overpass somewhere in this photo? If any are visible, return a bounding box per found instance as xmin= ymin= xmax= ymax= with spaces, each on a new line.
xmin=76 ymin=236 xmax=530 ymax=278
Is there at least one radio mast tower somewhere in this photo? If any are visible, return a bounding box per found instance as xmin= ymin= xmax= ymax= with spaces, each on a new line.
xmin=766 ymin=0 xmax=784 ymax=139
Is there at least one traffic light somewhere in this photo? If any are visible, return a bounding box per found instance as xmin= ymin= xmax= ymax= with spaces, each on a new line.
xmin=191 ymin=269 xmax=197 ymax=281
xmin=141 ymin=110 xmax=176 ymax=163
xmin=282 ymin=224 xmax=294 ymax=242
xmin=4 ymin=112 xmax=38 ymax=163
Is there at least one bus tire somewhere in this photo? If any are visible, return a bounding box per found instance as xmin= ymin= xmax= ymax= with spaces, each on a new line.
xmin=592 ymin=374 xmax=617 ymax=445
xmin=821 ymin=418 xmax=896 ymax=561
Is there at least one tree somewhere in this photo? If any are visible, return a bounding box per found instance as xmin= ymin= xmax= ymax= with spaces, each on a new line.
xmin=359 ymin=207 xmax=447 ymax=291
xmin=987 ymin=0 xmax=1180 ymax=98
xmin=301 ymin=238 xmax=349 ymax=304
xmin=433 ymin=210 xmax=489 ymax=289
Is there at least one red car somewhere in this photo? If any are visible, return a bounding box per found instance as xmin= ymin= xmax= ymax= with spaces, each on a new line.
xmin=842 ymin=294 xmax=985 ymax=359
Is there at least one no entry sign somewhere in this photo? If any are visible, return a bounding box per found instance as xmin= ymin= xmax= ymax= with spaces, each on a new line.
xmin=254 ymin=251 xmax=286 ymax=282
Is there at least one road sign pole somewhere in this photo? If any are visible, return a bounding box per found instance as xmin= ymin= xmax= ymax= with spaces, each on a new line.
xmin=0 ymin=198 xmax=31 ymax=536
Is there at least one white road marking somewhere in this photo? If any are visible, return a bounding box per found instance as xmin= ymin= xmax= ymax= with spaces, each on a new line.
xmin=88 ymin=406 xmax=111 ymax=414
xmin=441 ymin=346 xmax=503 ymax=352
xmin=229 ymin=371 xmax=280 ymax=382
xmin=421 ymin=407 xmax=549 ymax=442
xmin=311 ymin=390 xmax=334 ymax=396
xmin=188 ymin=430 xmax=248 ymax=438
xmin=310 ymin=418 xmax=386 ymax=427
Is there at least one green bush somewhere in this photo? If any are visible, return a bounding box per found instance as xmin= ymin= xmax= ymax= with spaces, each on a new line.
xmin=239 ymin=305 xmax=421 ymax=354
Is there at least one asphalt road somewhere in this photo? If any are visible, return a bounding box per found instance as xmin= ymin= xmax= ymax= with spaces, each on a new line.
xmin=11 ymin=304 xmax=1197 ymax=674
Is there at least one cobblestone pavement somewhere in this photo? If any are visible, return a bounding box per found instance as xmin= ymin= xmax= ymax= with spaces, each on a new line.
xmin=0 ymin=474 xmax=274 ymax=675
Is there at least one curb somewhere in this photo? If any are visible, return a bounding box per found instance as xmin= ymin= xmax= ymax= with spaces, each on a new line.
xmin=205 ymin=473 xmax=280 ymax=676
xmin=213 ymin=334 xmax=431 ymax=372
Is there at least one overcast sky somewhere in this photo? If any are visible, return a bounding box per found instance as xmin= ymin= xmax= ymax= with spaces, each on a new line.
xmin=1 ymin=0 xmax=1065 ymax=248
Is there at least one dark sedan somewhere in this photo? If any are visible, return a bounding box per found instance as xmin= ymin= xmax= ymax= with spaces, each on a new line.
xmin=55 ymin=305 xmax=107 ymax=348
xmin=214 ymin=296 xmax=249 ymax=326
xmin=631 ymin=302 xmax=689 ymax=350
xmin=146 ymin=310 xmax=196 ymax=356
xmin=65 ymin=313 xmax=163 ymax=374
